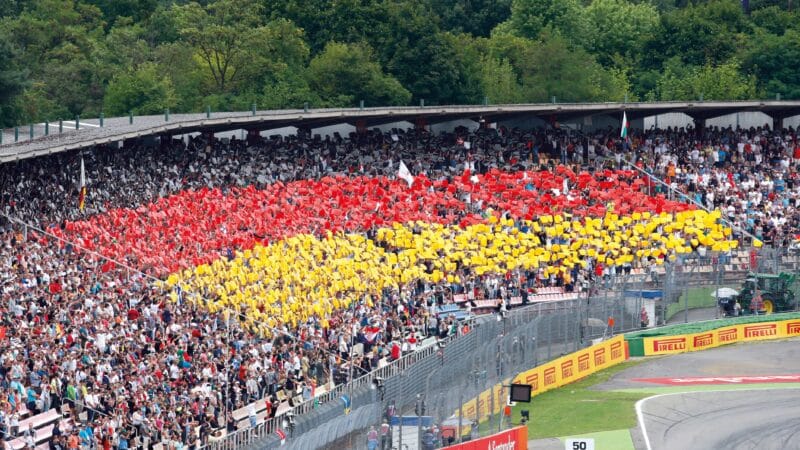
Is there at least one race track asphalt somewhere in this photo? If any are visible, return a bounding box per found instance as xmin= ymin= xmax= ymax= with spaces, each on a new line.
xmin=638 ymin=389 xmax=800 ymax=450
xmin=597 ymin=337 xmax=800 ymax=391
xmin=596 ymin=337 xmax=800 ymax=450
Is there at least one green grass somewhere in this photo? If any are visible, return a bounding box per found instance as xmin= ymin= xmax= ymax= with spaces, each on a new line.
xmin=665 ymin=285 xmax=737 ymax=322
xmin=503 ymin=360 xmax=648 ymax=439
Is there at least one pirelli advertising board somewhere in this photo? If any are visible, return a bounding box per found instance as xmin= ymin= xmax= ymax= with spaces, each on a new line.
xmin=642 ymin=318 xmax=800 ymax=356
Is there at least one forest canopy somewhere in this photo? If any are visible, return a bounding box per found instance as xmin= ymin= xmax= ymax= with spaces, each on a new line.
xmin=0 ymin=0 xmax=797 ymax=126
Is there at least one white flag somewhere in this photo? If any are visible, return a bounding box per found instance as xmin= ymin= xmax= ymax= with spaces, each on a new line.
xmin=398 ymin=160 xmax=414 ymax=187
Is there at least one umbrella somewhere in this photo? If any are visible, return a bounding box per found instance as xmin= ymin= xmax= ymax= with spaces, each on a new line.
xmin=711 ymin=287 xmax=739 ymax=298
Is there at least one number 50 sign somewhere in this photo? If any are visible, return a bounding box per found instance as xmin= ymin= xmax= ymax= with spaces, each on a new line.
xmin=565 ymin=439 xmax=595 ymax=450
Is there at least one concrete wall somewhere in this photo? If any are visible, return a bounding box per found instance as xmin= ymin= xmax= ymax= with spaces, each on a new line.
xmin=644 ymin=112 xmax=800 ymax=130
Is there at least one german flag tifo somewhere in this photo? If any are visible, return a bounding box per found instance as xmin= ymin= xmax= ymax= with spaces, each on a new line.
xmin=50 ymin=167 xmax=735 ymax=335
xmin=162 ymin=210 xmax=734 ymax=334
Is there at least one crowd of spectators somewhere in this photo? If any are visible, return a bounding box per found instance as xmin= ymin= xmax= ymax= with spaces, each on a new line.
xmin=0 ymin=121 xmax=796 ymax=449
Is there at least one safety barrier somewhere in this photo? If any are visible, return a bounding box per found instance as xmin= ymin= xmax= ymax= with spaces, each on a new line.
xmin=441 ymin=426 xmax=528 ymax=450
xmin=449 ymin=334 xmax=628 ymax=438
xmin=628 ymin=317 xmax=800 ymax=356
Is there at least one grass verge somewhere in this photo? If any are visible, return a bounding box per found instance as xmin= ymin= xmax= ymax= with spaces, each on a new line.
xmin=498 ymin=360 xmax=648 ymax=439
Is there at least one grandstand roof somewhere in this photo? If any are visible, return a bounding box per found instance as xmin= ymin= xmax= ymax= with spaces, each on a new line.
xmin=2 ymin=100 xmax=800 ymax=163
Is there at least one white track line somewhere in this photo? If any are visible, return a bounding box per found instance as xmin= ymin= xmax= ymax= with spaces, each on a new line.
xmin=635 ymin=386 xmax=800 ymax=450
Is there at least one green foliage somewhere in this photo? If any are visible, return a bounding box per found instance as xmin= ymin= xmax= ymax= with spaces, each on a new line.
xmin=742 ymin=29 xmax=800 ymax=99
xmin=655 ymin=0 xmax=751 ymax=67
xmin=0 ymin=35 xmax=28 ymax=126
xmin=582 ymin=0 xmax=660 ymax=66
xmin=654 ymin=58 xmax=758 ymax=101
xmin=104 ymin=63 xmax=177 ymax=115
xmin=0 ymin=0 xmax=796 ymax=124
xmin=507 ymin=0 xmax=586 ymax=43
xmin=429 ymin=0 xmax=512 ymax=37
xmin=307 ymin=41 xmax=411 ymax=107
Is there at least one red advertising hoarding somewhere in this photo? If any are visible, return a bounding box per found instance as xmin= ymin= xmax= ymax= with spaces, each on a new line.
xmin=441 ymin=426 xmax=528 ymax=450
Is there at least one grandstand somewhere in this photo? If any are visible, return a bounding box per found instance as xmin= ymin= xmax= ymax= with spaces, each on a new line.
xmin=0 ymin=104 xmax=798 ymax=450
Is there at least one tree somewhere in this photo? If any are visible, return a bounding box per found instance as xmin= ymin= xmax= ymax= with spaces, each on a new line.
xmin=484 ymin=31 xmax=628 ymax=103
xmin=742 ymin=29 xmax=800 ymax=99
xmin=506 ymin=0 xmax=586 ymax=43
xmin=429 ymin=0 xmax=512 ymax=37
xmin=654 ymin=58 xmax=757 ymax=100
xmin=750 ymin=6 xmax=798 ymax=35
xmin=479 ymin=56 xmax=523 ymax=104
xmin=582 ymin=0 xmax=660 ymax=66
xmin=652 ymin=0 xmax=751 ymax=67
xmin=0 ymin=36 xmax=27 ymax=126
xmin=307 ymin=42 xmax=411 ymax=107
xmin=104 ymin=63 xmax=177 ymax=115
xmin=173 ymin=0 xmax=275 ymax=93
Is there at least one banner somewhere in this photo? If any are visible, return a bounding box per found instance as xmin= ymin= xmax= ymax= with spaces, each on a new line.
xmin=441 ymin=426 xmax=528 ymax=450
xmin=641 ymin=318 xmax=800 ymax=356
xmin=450 ymin=335 xmax=627 ymax=438
xmin=513 ymin=334 xmax=627 ymax=396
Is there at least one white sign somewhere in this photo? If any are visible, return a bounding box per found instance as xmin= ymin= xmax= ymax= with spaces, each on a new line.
xmin=565 ymin=439 xmax=595 ymax=450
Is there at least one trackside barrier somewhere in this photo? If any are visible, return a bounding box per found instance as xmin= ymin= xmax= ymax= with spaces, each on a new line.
xmin=441 ymin=426 xmax=528 ymax=450
xmin=201 ymin=324 xmax=468 ymax=450
xmin=628 ymin=318 xmax=800 ymax=356
xmin=452 ymin=335 xmax=628 ymax=436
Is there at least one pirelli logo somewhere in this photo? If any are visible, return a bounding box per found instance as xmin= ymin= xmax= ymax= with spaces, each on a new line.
xmin=610 ymin=341 xmax=623 ymax=360
xmin=544 ymin=367 xmax=557 ymax=386
xmin=594 ymin=348 xmax=606 ymax=367
xmin=578 ymin=353 xmax=591 ymax=372
xmin=652 ymin=337 xmax=687 ymax=352
xmin=744 ymin=324 xmax=777 ymax=338
xmin=718 ymin=328 xmax=738 ymax=343
xmin=786 ymin=322 xmax=800 ymax=335
xmin=693 ymin=333 xmax=714 ymax=348
xmin=561 ymin=360 xmax=574 ymax=379
xmin=524 ymin=372 xmax=539 ymax=391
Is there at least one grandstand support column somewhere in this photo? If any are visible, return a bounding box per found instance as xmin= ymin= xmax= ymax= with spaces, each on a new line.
xmin=297 ymin=126 xmax=311 ymax=140
xmin=246 ymin=129 xmax=261 ymax=145
xmin=160 ymin=134 xmax=172 ymax=148
xmin=693 ymin=117 xmax=706 ymax=138
xmin=415 ymin=116 xmax=428 ymax=131
xmin=355 ymin=119 xmax=368 ymax=134
xmin=773 ymin=115 xmax=784 ymax=131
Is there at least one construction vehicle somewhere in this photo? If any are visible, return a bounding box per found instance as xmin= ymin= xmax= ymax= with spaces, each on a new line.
xmin=723 ymin=272 xmax=797 ymax=315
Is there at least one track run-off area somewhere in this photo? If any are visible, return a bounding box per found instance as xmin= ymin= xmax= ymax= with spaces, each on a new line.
xmin=528 ymin=337 xmax=800 ymax=450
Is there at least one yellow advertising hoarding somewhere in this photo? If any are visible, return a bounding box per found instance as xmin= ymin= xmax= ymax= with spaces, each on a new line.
xmin=454 ymin=334 xmax=628 ymax=432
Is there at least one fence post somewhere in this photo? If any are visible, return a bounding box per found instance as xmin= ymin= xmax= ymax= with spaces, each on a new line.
xmin=252 ymin=102 xmax=257 ymax=116
xmin=129 ymin=111 xmax=133 ymax=125
xmin=44 ymin=121 xmax=49 ymax=136
xmin=303 ymin=102 xmax=309 ymax=113
xmin=29 ymin=123 xmax=33 ymax=140
xmin=14 ymin=127 xmax=18 ymax=142
xmin=0 ymin=128 xmax=3 ymax=145
xmin=360 ymin=100 xmax=364 ymax=110
xmin=165 ymin=108 xmax=170 ymax=122
xmin=99 ymin=113 xmax=104 ymax=127
xmin=206 ymin=105 xmax=211 ymax=118
xmin=420 ymin=99 xmax=425 ymax=107
xmin=75 ymin=115 xmax=80 ymax=130
xmin=59 ymin=120 xmax=63 ymax=134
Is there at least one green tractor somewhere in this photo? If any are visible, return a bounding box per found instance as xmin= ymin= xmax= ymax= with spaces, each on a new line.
xmin=734 ymin=272 xmax=797 ymax=315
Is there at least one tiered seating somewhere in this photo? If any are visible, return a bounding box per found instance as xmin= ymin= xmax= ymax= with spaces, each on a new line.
xmin=4 ymin=409 xmax=63 ymax=450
